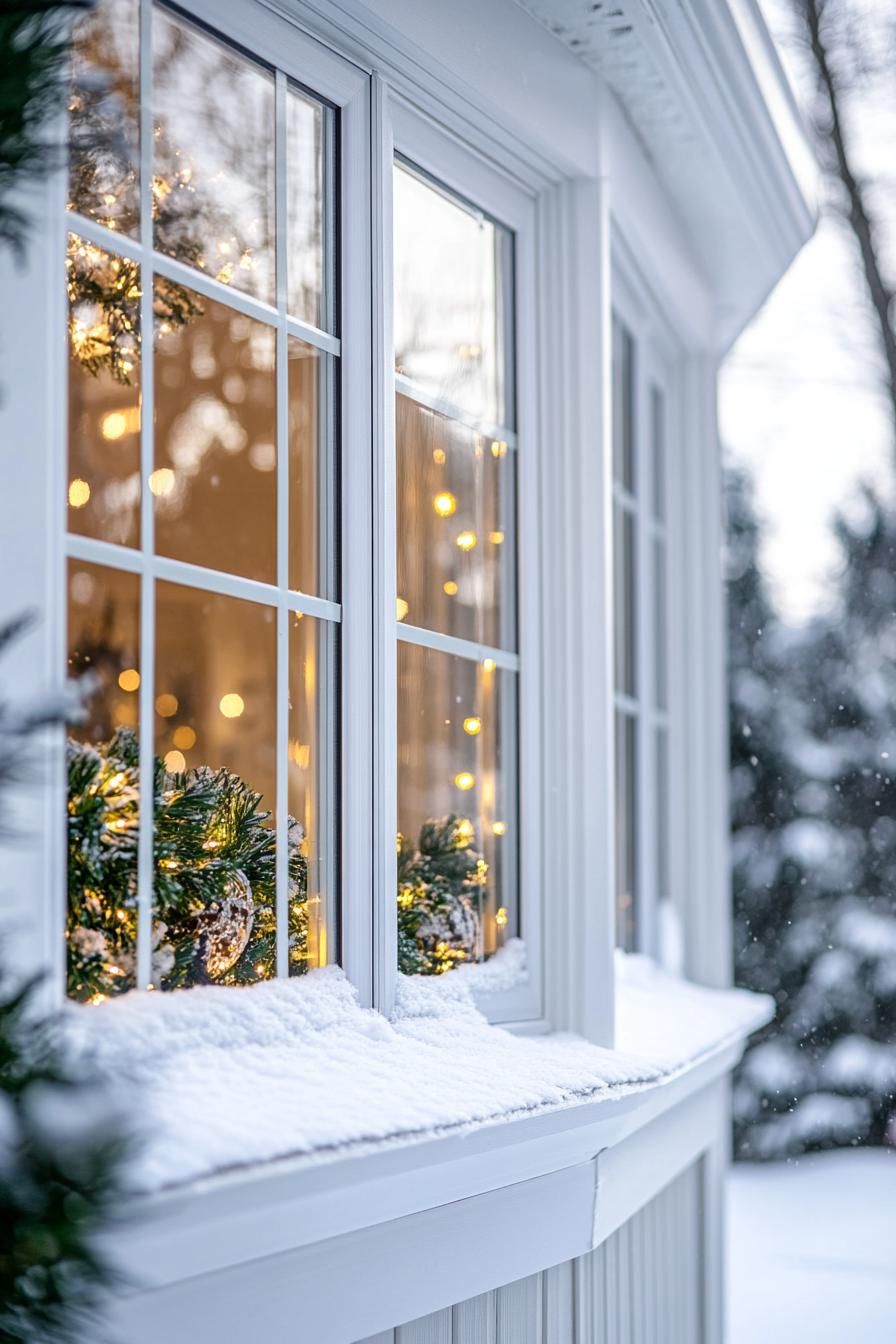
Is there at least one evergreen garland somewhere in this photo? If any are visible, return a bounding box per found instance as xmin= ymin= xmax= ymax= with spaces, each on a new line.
xmin=67 ymin=727 xmax=309 ymax=1001
xmin=397 ymin=814 xmax=487 ymax=975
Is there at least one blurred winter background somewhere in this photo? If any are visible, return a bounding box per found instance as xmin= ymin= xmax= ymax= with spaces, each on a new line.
xmin=723 ymin=0 xmax=896 ymax=1337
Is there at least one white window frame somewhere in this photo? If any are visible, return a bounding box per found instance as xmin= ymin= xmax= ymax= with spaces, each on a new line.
xmin=610 ymin=252 xmax=683 ymax=962
xmin=374 ymin=95 xmax=544 ymax=1024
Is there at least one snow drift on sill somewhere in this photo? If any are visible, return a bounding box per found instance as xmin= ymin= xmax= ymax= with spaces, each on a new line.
xmin=65 ymin=948 xmax=770 ymax=1194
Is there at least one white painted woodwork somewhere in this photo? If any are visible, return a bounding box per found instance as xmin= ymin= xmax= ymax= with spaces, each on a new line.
xmin=357 ymin=1159 xmax=705 ymax=1344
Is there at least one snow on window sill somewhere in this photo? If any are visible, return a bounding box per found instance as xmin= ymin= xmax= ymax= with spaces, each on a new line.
xmin=66 ymin=950 xmax=772 ymax=1198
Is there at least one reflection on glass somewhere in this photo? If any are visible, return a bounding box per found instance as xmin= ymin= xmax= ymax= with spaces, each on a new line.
xmin=651 ymin=384 xmax=665 ymax=522
xmin=287 ymin=88 xmax=325 ymax=328
xmin=396 ymin=395 xmax=515 ymax=648
xmin=654 ymin=537 xmax=667 ymax=710
xmin=289 ymin=614 xmax=335 ymax=973
xmin=614 ymin=507 xmax=636 ymax=695
xmin=397 ymin=642 xmax=516 ymax=973
xmin=67 ymin=236 xmax=141 ymax=546
xmin=154 ymin=285 xmax=277 ymax=583
xmin=615 ymin=709 xmax=637 ymax=952
xmin=289 ymin=337 xmax=333 ymax=597
xmin=69 ymin=0 xmax=140 ymax=236
xmin=613 ymin=318 xmax=635 ymax=493
xmin=153 ymin=9 xmax=275 ymax=304
xmin=66 ymin=560 xmax=141 ymax=1002
xmin=394 ymin=165 xmax=511 ymax=427
xmin=153 ymin=582 xmax=282 ymax=988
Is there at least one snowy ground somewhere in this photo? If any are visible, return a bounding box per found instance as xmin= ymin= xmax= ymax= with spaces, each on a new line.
xmin=727 ymin=1149 xmax=896 ymax=1343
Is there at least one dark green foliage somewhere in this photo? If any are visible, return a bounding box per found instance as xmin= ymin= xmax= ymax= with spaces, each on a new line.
xmin=67 ymin=728 xmax=309 ymax=999
xmin=0 ymin=3 xmax=93 ymax=258
xmin=0 ymin=972 xmax=131 ymax=1343
xmin=397 ymin=815 xmax=485 ymax=975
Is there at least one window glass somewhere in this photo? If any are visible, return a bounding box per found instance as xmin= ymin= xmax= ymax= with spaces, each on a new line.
xmin=67 ymin=234 xmax=142 ymax=546
xmin=152 ymin=9 xmax=276 ymax=304
xmin=395 ymin=395 xmax=516 ymax=648
xmin=394 ymin=163 xmax=519 ymax=975
xmin=65 ymin=0 xmax=338 ymax=1001
xmin=286 ymin=88 xmax=326 ymax=328
xmin=69 ymin=0 xmax=140 ymax=235
xmin=397 ymin=643 xmax=516 ymax=973
xmin=393 ymin=164 xmax=510 ymax=427
xmin=612 ymin=317 xmax=673 ymax=951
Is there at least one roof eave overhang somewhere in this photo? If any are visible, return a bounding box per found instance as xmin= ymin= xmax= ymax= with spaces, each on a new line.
xmin=517 ymin=0 xmax=819 ymax=351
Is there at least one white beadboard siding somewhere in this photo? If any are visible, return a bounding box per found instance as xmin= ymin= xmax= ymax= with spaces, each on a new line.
xmin=358 ymin=1160 xmax=705 ymax=1344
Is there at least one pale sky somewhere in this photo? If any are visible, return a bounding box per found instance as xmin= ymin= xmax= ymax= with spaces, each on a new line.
xmin=719 ymin=0 xmax=895 ymax=625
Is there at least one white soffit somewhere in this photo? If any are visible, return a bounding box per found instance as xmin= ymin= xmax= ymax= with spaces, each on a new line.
xmin=516 ymin=0 xmax=818 ymax=348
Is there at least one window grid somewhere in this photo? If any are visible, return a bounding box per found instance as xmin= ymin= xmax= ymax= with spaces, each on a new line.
xmin=612 ymin=314 xmax=670 ymax=954
xmin=393 ymin=157 xmax=520 ymax=967
xmin=65 ymin=0 xmax=340 ymax=990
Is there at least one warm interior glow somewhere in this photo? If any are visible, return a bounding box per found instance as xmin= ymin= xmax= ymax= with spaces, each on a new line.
xmin=68 ymin=478 xmax=91 ymax=508
xmin=456 ymin=530 xmax=477 ymax=551
xmin=148 ymin=467 xmax=176 ymax=496
xmin=396 ymin=597 xmax=409 ymax=621
xmin=172 ymin=725 xmax=196 ymax=750
xmin=443 ymin=580 xmax=458 ymax=596
xmin=463 ymin=716 xmax=481 ymax=736
xmin=117 ymin=667 xmax=140 ymax=692
xmin=491 ymin=440 xmax=508 ymax=458
xmin=454 ymin=771 xmax=475 ymax=791
xmin=101 ymin=407 xmax=140 ymax=440
xmin=219 ymin=692 xmax=245 ymax=718
xmin=433 ymin=491 xmax=457 ymax=517
xmin=482 ymin=657 xmax=496 ymax=672
xmin=155 ymin=692 xmax=179 ymax=717
xmin=495 ymin=906 xmax=508 ymax=927
xmin=493 ymin=820 xmax=507 ymax=836
xmin=489 ymin=530 xmax=504 ymax=545
xmin=164 ymin=749 xmax=186 ymax=773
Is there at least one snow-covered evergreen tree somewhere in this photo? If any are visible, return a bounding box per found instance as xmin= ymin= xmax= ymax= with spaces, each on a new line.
xmin=730 ymin=472 xmax=896 ymax=1158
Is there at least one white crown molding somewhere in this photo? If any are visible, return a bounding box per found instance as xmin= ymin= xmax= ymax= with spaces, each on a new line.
xmin=516 ymin=0 xmax=818 ymax=348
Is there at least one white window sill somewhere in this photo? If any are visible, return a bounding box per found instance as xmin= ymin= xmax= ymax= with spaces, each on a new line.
xmin=80 ymin=955 xmax=771 ymax=1313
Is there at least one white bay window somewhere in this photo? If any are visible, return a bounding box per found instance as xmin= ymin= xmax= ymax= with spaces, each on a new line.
xmin=0 ymin=0 xmax=813 ymax=1336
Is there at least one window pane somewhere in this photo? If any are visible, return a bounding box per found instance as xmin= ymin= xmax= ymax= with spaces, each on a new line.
xmin=69 ymin=0 xmax=140 ymax=236
xmin=67 ymin=235 xmax=141 ymax=546
xmin=613 ymin=318 xmax=635 ymax=492
xmin=651 ymin=385 xmax=665 ymax=522
xmin=153 ymin=9 xmax=276 ymax=304
xmin=396 ymin=395 xmax=516 ymax=650
xmin=289 ymin=613 xmax=336 ymax=974
xmin=655 ymin=726 xmax=669 ymax=903
xmin=289 ymin=336 xmax=334 ymax=598
xmin=397 ymin=643 xmax=517 ymax=973
xmin=66 ymin=560 xmax=141 ymax=1003
xmin=614 ymin=505 xmax=636 ymax=696
xmin=286 ymin=87 xmax=326 ymax=329
xmin=615 ymin=709 xmax=637 ymax=952
xmin=393 ymin=165 xmax=511 ymax=427
xmin=654 ymin=536 xmax=668 ymax=710
xmin=153 ymin=582 xmax=278 ymax=989
xmin=154 ymin=286 xmax=277 ymax=584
